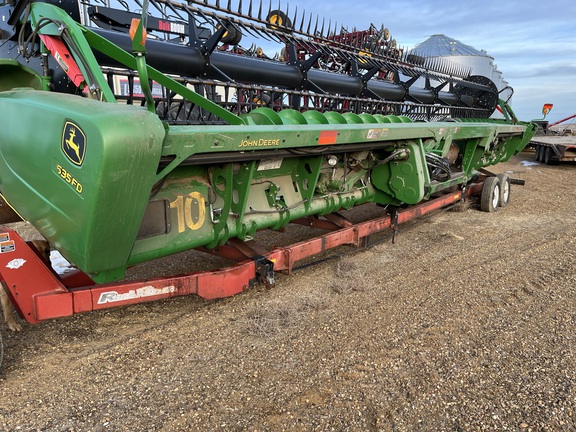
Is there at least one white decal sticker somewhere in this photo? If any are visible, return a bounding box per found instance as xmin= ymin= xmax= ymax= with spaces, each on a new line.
xmin=257 ymin=158 xmax=283 ymax=171
xmin=97 ymin=285 xmax=176 ymax=304
xmin=6 ymin=258 xmax=26 ymax=269
xmin=367 ymin=129 xmax=381 ymax=139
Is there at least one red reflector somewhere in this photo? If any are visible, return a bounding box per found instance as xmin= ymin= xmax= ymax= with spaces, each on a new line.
xmin=318 ymin=130 xmax=338 ymax=145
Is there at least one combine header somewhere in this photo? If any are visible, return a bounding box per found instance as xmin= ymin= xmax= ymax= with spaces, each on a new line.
xmin=0 ymin=0 xmax=535 ymax=358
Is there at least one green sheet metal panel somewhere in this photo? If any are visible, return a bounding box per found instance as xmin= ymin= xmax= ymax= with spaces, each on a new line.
xmin=0 ymin=89 xmax=165 ymax=279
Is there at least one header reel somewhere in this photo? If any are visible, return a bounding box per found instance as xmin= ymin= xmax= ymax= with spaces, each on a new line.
xmin=1 ymin=0 xmax=500 ymax=123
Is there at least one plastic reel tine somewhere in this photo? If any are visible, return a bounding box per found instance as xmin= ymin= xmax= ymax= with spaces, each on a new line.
xmin=266 ymin=0 xmax=272 ymax=16
xmin=256 ymin=0 xmax=263 ymax=20
xmin=165 ymin=0 xmax=186 ymax=20
xmin=244 ymin=23 xmax=267 ymax=40
xmin=328 ymin=21 xmax=336 ymax=38
xmin=266 ymin=30 xmax=285 ymax=44
xmin=356 ymin=33 xmax=363 ymax=49
xmin=440 ymin=59 xmax=447 ymax=75
xmin=148 ymin=0 xmax=165 ymax=18
xmin=284 ymin=2 xmax=289 ymax=27
xmin=118 ymin=0 xmax=131 ymax=11
xmin=422 ymin=56 xmax=430 ymax=71
xmin=300 ymin=38 xmax=316 ymax=53
xmin=457 ymin=65 xmax=464 ymax=78
xmin=438 ymin=60 xmax=446 ymax=75
xmin=292 ymin=6 xmax=298 ymax=32
xmin=237 ymin=0 xmax=242 ymax=14
xmin=207 ymin=9 xmax=225 ymax=28
xmin=184 ymin=1 xmax=200 ymax=22
xmin=451 ymin=64 xmax=458 ymax=77
xmin=301 ymin=12 xmax=310 ymax=35
xmin=320 ymin=17 xmax=327 ymax=38
xmin=458 ymin=65 xmax=465 ymax=78
xmin=313 ymin=15 xmax=319 ymax=35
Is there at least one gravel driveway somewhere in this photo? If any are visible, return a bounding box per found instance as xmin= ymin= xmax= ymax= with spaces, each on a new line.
xmin=1 ymin=149 xmax=575 ymax=431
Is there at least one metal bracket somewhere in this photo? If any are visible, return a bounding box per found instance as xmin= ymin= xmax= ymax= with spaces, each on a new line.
xmin=391 ymin=207 xmax=399 ymax=244
xmin=254 ymin=255 xmax=275 ymax=288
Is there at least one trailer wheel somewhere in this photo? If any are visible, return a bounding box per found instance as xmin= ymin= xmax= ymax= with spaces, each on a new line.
xmin=543 ymin=146 xmax=551 ymax=165
xmin=539 ymin=146 xmax=547 ymax=163
xmin=543 ymin=147 xmax=559 ymax=165
xmin=480 ymin=177 xmax=500 ymax=213
xmin=537 ymin=145 xmax=545 ymax=163
xmin=496 ymin=173 xmax=511 ymax=207
xmin=535 ymin=145 xmax=542 ymax=162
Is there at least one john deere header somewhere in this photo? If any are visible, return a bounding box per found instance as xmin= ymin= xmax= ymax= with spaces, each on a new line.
xmin=0 ymin=0 xmax=536 ymax=282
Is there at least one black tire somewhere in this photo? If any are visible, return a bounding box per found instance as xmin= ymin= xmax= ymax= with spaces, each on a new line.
xmin=537 ymin=145 xmax=545 ymax=163
xmin=230 ymin=27 xmax=242 ymax=45
xmin=543 ymin=146 xmax=553 ymax=165
xmin=544 ymin=146 xmax=560 ymax=165
xmin=496 ymin=173 xmax=511 ymax=207
xmin=219 ymin=24 xmax=242 ymax=45
xmin=480 ymin=177 xmax=500 ymax=213
xmin=266 ymin=10 xmax=292 ymax=31
xmin=535 ymin=145 xmax=542 ymax=162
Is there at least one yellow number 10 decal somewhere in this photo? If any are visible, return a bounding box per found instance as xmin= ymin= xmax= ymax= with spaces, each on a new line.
xmin=170 ymin=192 xmax=206 ymax=233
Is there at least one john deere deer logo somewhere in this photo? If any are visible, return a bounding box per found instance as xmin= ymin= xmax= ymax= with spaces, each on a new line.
xmin=61 ymin=121 xmax=86 ymax=166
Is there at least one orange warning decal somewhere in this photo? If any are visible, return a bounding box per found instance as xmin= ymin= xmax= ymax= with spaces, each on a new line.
xmin=318 ymin=130 xmax=338 ymax=145
xmin=0 ymin=240 xmax=15 ymax=253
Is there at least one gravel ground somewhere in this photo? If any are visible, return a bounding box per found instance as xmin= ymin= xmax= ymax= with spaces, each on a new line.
xmin=1 ymin=149 xmax=575 ymax=431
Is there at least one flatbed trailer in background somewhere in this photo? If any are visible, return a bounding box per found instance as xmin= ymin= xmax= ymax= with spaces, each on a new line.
xmin=529 ymin=104 xmax=576 ymax=165
xmin=531 ymin=136 xmax=576 ymax=165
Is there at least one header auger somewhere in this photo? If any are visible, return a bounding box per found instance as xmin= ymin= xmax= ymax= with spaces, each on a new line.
xmin=0 ymin=0 xmax=535 ymax=340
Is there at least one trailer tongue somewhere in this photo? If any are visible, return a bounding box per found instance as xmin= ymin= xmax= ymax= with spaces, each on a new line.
xmin=0 ymin=0 xmax=535 ymax=342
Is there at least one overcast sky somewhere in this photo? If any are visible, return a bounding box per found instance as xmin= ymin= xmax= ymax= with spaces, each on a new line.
xmin=261 ymin=0 xmax=575 ymax=124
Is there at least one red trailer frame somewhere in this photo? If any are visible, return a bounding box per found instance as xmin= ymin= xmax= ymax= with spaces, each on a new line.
xmin=0 ymin=182 xmax=483 ymax=325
